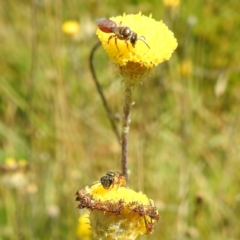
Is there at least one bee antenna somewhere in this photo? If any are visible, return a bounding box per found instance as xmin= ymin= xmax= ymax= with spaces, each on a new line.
xmin=89 ymin=181 xmax=100 ymax=187
xmin=138 ymin=36 xmax=150 ymax=49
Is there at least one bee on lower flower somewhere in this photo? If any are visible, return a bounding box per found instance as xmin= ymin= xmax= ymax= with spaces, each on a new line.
xmin=90 ymin=170 xmax=127 ymax=190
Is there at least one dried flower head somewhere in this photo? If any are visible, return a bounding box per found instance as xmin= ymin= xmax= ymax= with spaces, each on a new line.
xmin=76 ymin=171 xmax=159 ymax=240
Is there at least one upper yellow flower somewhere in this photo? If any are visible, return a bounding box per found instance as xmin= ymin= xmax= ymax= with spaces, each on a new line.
xmin=76 ymin=171 xmax=159 ymax=240
xmin=96 ymin=13 xmax=177 ymax=69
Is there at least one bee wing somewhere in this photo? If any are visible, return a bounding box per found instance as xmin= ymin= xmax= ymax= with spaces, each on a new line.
xmin=96 ymin=18 xmax=117 ymax=33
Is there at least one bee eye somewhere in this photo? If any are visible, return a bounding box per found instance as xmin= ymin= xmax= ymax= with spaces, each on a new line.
xmin=100 ymin=175 xmax=113 ymax=189
xmin=130 ymin=33 xmax=137 ymax=45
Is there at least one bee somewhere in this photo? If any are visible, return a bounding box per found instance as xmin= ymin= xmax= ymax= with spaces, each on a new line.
xmin=100 ymin=171 xmax=127 ymax=190
xmin=97 ymin=18 xmax=150 ymax=51
xmin=90 ymin=171 xmax=127 ymax=190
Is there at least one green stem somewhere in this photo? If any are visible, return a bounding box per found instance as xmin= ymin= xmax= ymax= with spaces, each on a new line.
xmin=121 ymin=83 xmax=134 ymax=184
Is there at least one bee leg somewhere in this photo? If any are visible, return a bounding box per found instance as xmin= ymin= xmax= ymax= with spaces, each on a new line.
xmin=107 ymin=34 xmax=114 ymax=44
xmin=114 ymin=182 xmax=121 ymax=192
xmin=107 ymin=35 xmax=119 ymax=51
xmin=114 ymin=37 xmax=120 ymax=51
xmin=124 ymin=40 xmax=129 ymax=50
xmin=107 ymin=185 xmax=113 ymax=191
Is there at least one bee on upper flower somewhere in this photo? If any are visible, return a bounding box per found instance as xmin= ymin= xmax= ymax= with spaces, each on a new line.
xmin=97 ymin=18 xmax=150 ymax=51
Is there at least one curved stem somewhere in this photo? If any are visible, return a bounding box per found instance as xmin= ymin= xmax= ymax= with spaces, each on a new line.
xmin=121 ymin=83 xmax=134 ymax=184
xmin=89 ymin=41 xmax=121 ymax=144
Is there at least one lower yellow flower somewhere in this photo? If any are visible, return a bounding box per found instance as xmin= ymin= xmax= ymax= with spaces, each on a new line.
xmin=76 ymin=212 xmax=92 ymax=240
xmin=76 ymin=171 xmax=159 ymax=240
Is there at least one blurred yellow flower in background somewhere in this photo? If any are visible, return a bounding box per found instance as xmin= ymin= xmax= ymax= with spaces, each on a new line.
xmin=0 ymin=158 xmax=29 ymax=189
xmin=178 ymin=59 xmax=193 ymax=77
xmin=62 ymin=20 xmax=80 ymax=36
xmin=5 ymin=157 xmax=17 ymax=167
xmin=163 ymin=0 xmax=180 ymax=8
xmin=0 ymin=158 xmax=28 ymax=172
xmin=18 ymin=159 xmax=28 ymax=167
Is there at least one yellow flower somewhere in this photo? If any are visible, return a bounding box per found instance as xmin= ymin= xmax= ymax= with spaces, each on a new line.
xmin=5 ymin=158 xmax=17 ymax=167
xmin=96 ymin=13 xmax=177 ymax=84
xmin=76 ymin=172 xmax=159 ymax=240
xmin=163 ymin=0 xmax=180 ymax=8
xmin=18 ymin=159 xmax=28 ymax=168
xmin=76 ymin=212 xmax=92 ymax=240
xmin=0 ymin=158 xmax=28 ymax=173
xmin=96 ymin=13 xmax=177 ymax=68
xmin=62 ymin=20 xmax=80 ymax=36
xmin=178 ymin=59 xmax=193 ymax=77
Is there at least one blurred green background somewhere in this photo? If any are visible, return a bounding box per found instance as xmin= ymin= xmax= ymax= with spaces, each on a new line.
xmin=0 ymin=0 xmax=240 ymax=239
